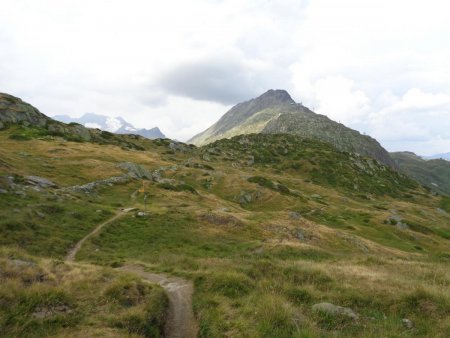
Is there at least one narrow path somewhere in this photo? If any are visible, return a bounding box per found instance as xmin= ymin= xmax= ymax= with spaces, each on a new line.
xmin=65 ymin=207 xmax=135 ymax=261
xmin=65 ymin=207 xmax=198 ymax=338
xmin=119 ymin=265 xmax=198 ymax=338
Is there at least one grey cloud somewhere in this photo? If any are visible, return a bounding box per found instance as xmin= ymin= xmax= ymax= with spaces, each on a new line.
xmin=157 ymin=56 xmax=272 ymax=105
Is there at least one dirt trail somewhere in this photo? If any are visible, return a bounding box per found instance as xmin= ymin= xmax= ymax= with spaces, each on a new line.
xmin=65 ymin=208 xmax=135 ymax=261
xmin=65 ymin=207 xmax=198 ymax=338
xmin=119 ymin=265 xmax=198 ymax=338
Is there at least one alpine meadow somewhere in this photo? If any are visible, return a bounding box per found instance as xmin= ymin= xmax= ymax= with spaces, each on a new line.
xmin=1 ymin=1 xmax=450 ymax=337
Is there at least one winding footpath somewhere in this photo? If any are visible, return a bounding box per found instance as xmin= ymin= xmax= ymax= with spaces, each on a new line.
xmin=65 ymin=208 xmax=198 ymax=338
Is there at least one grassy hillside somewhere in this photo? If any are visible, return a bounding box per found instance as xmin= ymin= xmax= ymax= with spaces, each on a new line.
xmin=0 ymin=125 xmax=449 ymax=337
xmin=391 ymin=151 xmax=450 ymax=196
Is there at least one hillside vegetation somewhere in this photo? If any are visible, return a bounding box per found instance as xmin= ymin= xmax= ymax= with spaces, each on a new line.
xmin=391 ymin=151 xmax=450 ymax=196
xmin=1 ymin=116 xmax=449 ymax=337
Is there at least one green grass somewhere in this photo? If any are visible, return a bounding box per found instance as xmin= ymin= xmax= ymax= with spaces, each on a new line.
xmin=441 ymin=196 xmax=450 ymax=213
xmin=0 ymin=248 xmax=168 ymax=337
xmin=1 ymin=126 xmax=449 ymax=337
xmin=0 ymin=181 xmax=115 ymax=258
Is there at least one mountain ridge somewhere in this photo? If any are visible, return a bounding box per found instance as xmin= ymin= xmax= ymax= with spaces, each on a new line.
xmin=189 ymin=89 xmax=396 ymax=168
xmin=53 ymin=113 xmax=165 ymax=139
xmin=391 ymin=151 xmax=450 ymax=195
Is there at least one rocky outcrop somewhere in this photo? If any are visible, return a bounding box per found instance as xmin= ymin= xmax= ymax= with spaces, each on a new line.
xmin=0 ymin=93 xmax=49 ymax=128
xmin=0 ymin=93 xmax=92 ymax=141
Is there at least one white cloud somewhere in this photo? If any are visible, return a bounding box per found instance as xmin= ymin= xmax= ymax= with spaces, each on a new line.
xmin=368 ymin=89 xmax=450 ymax=154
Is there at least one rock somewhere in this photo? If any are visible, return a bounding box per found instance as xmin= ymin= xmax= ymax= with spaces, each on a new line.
xmin=0 ymin=120 xmax=4 ymax=129
xmin=402 ymin=318 xmax=413 ymax=329
xmin=289 ymin=211 xmax=302 ymax=220
xmin=26 ymin=176 xmax=58 ymax=188
xmin=7 ymin=258 xmax=37 ymax=268
xmin=64 ymin=175 xmax=131 ymax=193
xmin=238 ymin=192 xmax=253 ymax=204
xmin=136 ymin=211 xmax=147 ymax=217
xmin=312 ymin=302 xmax=358 ymax=320
xmin=117 ymin=162 xmax=152 ymax=179
xmin=0 ymin=188 xmax=7 ymax=194
xmin=293 ymin=228 xmax=306 ymax=241
xmin=35 ymin=211 xmax=45 ymax=218
xmin=32 ymin=305 xmax=72 ymax=319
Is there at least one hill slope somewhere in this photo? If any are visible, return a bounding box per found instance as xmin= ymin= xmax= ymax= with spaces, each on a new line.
xmin=189 ymin=89 xmax=396 ymax=168
xmin=391 ymin=151 xmax=450 ymax=196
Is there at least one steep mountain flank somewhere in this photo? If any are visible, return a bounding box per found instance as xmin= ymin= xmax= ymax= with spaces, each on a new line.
xmin=189 ymin=89 xmax=396 ymax=168
xmin=391 ymin=151 xmax=450 ymax=196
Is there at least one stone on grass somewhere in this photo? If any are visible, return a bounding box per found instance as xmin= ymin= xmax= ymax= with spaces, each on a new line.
xmin=312 ymin=302 xmax=358 ymax=320
xmin=402 ymin=318 xmax=413 ymax=329
xmin=26 ymin=176 xmax=58 ymax=188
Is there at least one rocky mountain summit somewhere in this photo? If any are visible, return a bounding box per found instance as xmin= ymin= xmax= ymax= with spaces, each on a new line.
xmin=53 ymin=113 xmax=165 ymax=139
xmin=189 ymin=89 xmax=396 ymax=168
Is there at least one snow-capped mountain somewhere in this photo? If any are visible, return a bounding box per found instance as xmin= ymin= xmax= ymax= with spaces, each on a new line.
xmin=53 ymin=113 xmax=165 ymax=139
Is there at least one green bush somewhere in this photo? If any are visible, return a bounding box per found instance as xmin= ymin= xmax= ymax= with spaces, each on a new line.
xmin=157 ymin=183 xmax=197 ymax=194
xmin=9 ymin=134 xmax=31 ymax=141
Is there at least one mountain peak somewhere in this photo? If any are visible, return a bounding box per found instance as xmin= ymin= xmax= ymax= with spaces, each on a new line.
xmin=254 ymin=89 xmax=295 ymax=105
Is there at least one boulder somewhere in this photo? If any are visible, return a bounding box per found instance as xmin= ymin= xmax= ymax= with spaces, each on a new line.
xmin=26 ymin=176 xmax=58 ymax=188
xmin=312 ymin=302 xmax=358 ymax=320
xmin=117 ymin=162 xmax=152 ymax=179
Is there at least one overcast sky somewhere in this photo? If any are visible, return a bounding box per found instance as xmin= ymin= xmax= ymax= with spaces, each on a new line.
xmin=1 ymin=0 xmax=449 ymax=155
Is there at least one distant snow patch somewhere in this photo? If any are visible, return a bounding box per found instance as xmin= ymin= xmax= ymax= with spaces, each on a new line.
xmin=106 ymin=117 xmax=123 ymax=132
xmin=85 ymin=122 xmax=102 ymax=129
